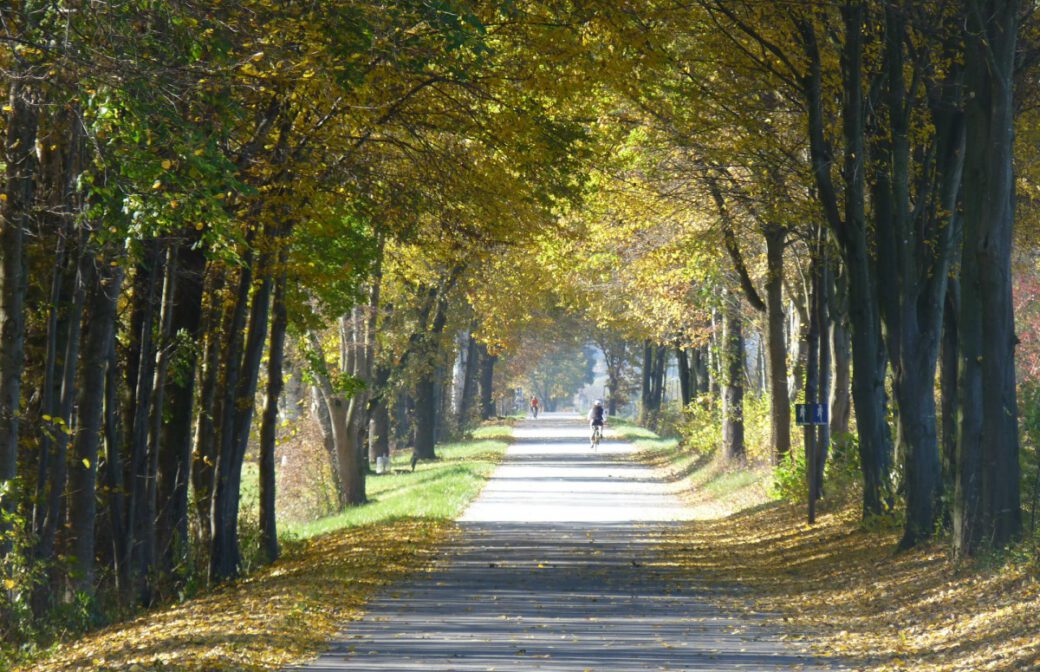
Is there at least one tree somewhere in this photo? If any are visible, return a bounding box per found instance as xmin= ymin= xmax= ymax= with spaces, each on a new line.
xmin=953 ymin=0 xmax=1022 ymax=555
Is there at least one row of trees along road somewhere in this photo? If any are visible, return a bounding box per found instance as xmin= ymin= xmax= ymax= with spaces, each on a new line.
xmin=541 ymin=0 xmax=1036 ymax=556
xmin=0 ymin=0 xmax=1037 ymax=647
xmin=0 ymin=1 xmax=593 ymax=633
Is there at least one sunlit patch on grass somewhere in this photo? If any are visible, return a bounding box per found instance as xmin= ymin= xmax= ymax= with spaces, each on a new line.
xmin=288 ymin=432 xmax=511 ymax=538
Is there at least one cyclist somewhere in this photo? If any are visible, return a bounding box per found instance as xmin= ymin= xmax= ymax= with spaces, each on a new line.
xmin=530 ymin=396 xmax=540 ymax=418
xmin=587 ymin=399 xmax=606 ymax=447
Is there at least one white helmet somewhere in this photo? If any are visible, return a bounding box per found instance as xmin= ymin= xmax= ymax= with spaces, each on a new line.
xmin=594 ymin=399 xmax=603 ymax=407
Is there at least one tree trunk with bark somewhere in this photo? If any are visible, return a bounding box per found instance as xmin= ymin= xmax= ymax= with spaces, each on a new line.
xmin=0 ymin=77 xmax=38 ymax=551
xmin=640 ymin=341 xmax=653 ymax=425
xmin=413 ymin=285 xmax=451 ymax=460
xmin=126 ymin=241 xmax=164 ymax=602
xmin=191 ymin=271 xmax=225 ymax=544
xmin=458 ymin=329 xmax=481 ymax=433
xmin=259 ymin=260 xmax=288 ymax=565
xmin=137 ymin=246 xmax=177 ymax=603
xmin=157 ymin=237 xmax=205 ymax=579
xmin=764 ymin=225 xmax=791 ymax=462
xmin=829 ymin=265 xmax=852 ymax=439
xmin=479 ymin=344 xmax=497 ymax=420
xmin=941 ymin=279 xmax=959 ymax=521
xmin=211 ymin=248 xmax=273 ymax=582
xmin=311 ymin=385 xmax=345 ymax=507
xmin=954 ymin=0 xmax=1022 ymax=556
xmin=799 ymin=7 xmax=894 ymax=516
xmin=676 ymin=346 xmax=691 ymax=406
xmin=69 ymin=255 xmax=123 ymax=596
xmin=722 ymin=291 xmax=746 ymax=462
xmin=208 ymin=248 xmax=255 ymax=583
xmin=103 ymin=336 xmax=128 ymax=593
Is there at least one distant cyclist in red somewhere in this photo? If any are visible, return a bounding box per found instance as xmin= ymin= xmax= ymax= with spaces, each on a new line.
xmin=530 ymin=396 xmax=540 ymax=418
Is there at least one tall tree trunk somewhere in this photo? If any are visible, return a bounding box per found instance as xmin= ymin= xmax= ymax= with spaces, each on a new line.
xmin=102 ymin=336 xmax=128 ymax=593
xmin=68 ymin=256 xmax=123 ymax=597
xmin=600 ymin=339 xmax=625 ymax=416
xmin=829 ymin=266 xmax=852 ymax=439
xmin=764 ymin=225 xmax=791 ymax=462
xmin=30 ymin=248 xmax=75 ymax=613
xmin=787 ymin=301 xmax=809 ymax=404
xmin=208 ymin=249 xmax=255 ymax=583
xmin=126 ymin=242 xmax=164 ymax=599
xmin=212 ymin=249 xmax=274 ymax=582
xmin=954 ymin=0 xmax=1021 ymax=555
xmin=478 ymin=344 xmax=496 ymax=420
xmin=413 ymin=373 xmax=438 ymax=460
xmin=815 ymin=237 xmax=831 ymax=499
xmin=639 ymin=340 xmax=653 ymax=425
xmin=692 ymin=347 xmax=710 ymax=397
xmin=138 ymin=246 xmax=177 ymax=602
xmin=311 ymin=385 xmax=345 ymax=507
xmin=32 ymin=233 xmax=70 ymax=564
xmin=458 ymin=330 xmax=481 ymax=433
xmin=708 ymin=315 xmax=721 ymax=398
xmin=157 ymin=237 xmax=205 ymax=579
xmin=801 ymin=6 xmax=894 ymax=517
xmin=368 ymin=367 xmax=391 ymax=464
xmin=307 ymin=332 xmax=365 ymax=507
xmin=0 ymin=76 xmax=38 ymax=551
xmin=413 ymin=286 xmax=451 ymax=460
xmin=330 ymin=395 xmax=364 ymax=503
xmin=805 ymin=245 xmax=821 ymax=522
xmin=676 ymin=347 xmax=691 ymax=406
xmin=259 ymin=260 xmax=288 ymax=565
xmin=652 ymin=347 xmax=667 ymax=410
xmin=191 ymin=271 xmax=225 ymax=545
xmin=36 ymin=239 xmax=88 ymax=606
xmin=722 ymin=291 xmax=746 ymax=462
xmin=940 ymin=278 xmax=959 ymax=522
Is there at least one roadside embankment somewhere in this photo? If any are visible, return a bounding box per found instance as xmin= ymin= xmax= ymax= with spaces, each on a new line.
xmin=627 ymin=422 xmax=1040 ymax=672
xmin=20 ymin=425 xmax=512 ymax=672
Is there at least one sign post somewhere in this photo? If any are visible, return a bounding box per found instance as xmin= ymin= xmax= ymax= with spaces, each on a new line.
xmin=795 ymin=404 xmax=829 ymax=427
xmin=795 ymin=404 xmax=829 ymax=523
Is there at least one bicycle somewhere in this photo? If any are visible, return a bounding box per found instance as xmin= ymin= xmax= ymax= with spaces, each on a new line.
xmin=590 ymin=423 xmax=603 ymax=450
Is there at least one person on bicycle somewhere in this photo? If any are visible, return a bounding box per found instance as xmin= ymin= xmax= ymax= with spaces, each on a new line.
xmin=587 ymin=399 xmax=606 ymax=445
xmin=530 ymin=396 xmax=539 ymax=418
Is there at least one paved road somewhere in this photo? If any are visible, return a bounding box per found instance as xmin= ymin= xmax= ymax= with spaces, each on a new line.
xmin=293 ymin=414 xmax=835 ymax=671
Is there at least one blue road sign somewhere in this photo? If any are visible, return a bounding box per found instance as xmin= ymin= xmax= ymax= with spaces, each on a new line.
xmin=795 ymin=403 xmax=829 ymax=426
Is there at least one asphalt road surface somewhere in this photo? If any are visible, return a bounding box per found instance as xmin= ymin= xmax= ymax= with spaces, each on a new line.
xmin=292 ymin=413 xmax=837 ymax=671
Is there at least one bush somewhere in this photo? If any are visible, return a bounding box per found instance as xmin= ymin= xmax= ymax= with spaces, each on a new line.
xmin=770 ymin=429 xmax=862 ymax=504
xmin=770 ymin=450 xmax=807 ymax=502
xmin=1020 ymin=382 xmax=1040 ymax=547
xmin=0 ymin=483 xmax=44 ymax=649
xmin=667 ymin=393 xmax=772 ymax=461
xmin=741 ymin=394 xmax=773 ymax=463
xmin=668 ymin=397 xmax=719 ymax=453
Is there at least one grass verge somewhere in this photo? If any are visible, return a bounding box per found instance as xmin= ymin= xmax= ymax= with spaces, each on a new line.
xmin=288 ymin=424 xmax=512 ymax=538
xmin=628 ymin=423 xmax=1040 ymax=671
xmin=614 ymin=418 xmax=773 ymax=518
xmin=22 ymin=423 xmax=513 ymax=672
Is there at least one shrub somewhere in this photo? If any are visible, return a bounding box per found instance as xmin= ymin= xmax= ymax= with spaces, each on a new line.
xmin=770 ymin=429 xmax=862 ymax=504
xmin=1020 ymin=382 xmax=1040 ymax=547
xmin=668 ymin=397 xmax=719 ymax=453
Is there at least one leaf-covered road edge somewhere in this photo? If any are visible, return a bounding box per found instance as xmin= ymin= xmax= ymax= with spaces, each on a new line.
xmin=22 ymin=520 xmax=457 ymax=672
xmin=655 ymin=500 xmax=1040 ymax=671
